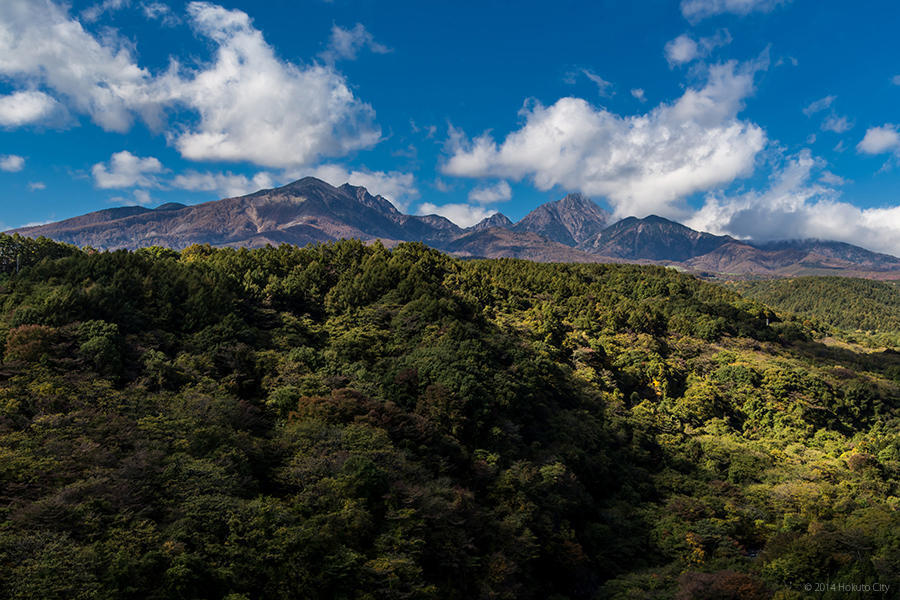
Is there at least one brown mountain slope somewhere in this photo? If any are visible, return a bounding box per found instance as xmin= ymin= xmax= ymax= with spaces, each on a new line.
xmin=581 ymin=215 xmax=733 ymax=261
xmin=7 ymin=179 xmax=900 ymax=278
xmin=11 ymin=177 xmax=461 ymax=250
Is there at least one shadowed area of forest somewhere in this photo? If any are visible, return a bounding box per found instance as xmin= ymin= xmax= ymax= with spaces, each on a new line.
xmin=0 ymin=234 xmax=897 ymax=599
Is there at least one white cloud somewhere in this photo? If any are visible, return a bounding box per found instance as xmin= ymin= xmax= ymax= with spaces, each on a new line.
xmin=81 ymin=0 xmax=130 ymax=23
xmin=319 ymin=23 xmax=390 ymax=63
xmin=18 ymin=219 xmax=53 ymax=227
xmin=681 ymin=0 xmax=788 ymax=21
xmin=108 ymin=189 xmax=156 ymax=206
xmin=0 ymin=155 xmax=25 ymax=172
xmin=631 ymin=88 xmax=646 ymax=102
xmin=0 ymin=91 xmax=63 ymax=127
xmin=893 ymin=75 xmax=900 ymax=86
xmin=687 ymin=150 xmax=900 ymax=256
xmin=802 ymin=96 xmax=851 ymax=134
xmin=0 ymin=0 xmax=153 ymax=132
xmin=416 ymin=202 xmax=496 ymax=228
xmin=468 ymin=181 xmax=512 ymax=205
xmin=0 ymin=1 xmax=381 ymax=168
xmin=171 ymin=170 xmax=275 ymax=198
xmin=821 ymin=114 xmax=852 ymax=134
xmin=157 ymin=3 xmax=381 ymax=167
xmin=665 ymin=30 xmax=732 ymax=67
xmin=92 ymin=150 xmax=164 ymax=188
xmin=857 ymin=125 xmax=900 ymax=155
xmin=308 ymin=164 xmax=418 ymax=210
xmin=141 ymin=2 xmax=179 ymax=26
xmin=28 ymin=181 xmax=46 ymax=190
xmin=665 ymin=35 xmax=699 ymax=66
xmin=133 ymin=189 xmax=153 ymax=205
xmin=581 ymin=70 xmax=613 ymax=96
xmin=819 ymin=171 xmax=846 ymax=186
xmin=802 ymin=95 xmax=835 ymax=116
xmin=443 ymin=59 xmax=767 ymax=220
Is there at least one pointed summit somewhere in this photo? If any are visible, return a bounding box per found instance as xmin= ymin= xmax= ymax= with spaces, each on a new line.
xmin=512 ymin=193 xmax=610 ymax=246
xmin=470 ymin=212 xmax=513 ymax=231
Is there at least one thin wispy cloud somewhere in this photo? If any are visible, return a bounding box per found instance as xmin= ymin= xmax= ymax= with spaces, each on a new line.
xmin=681 ymin=0 xmax=789 ymax=22
xmin=319 ymin=23 xmax=391 ymax=63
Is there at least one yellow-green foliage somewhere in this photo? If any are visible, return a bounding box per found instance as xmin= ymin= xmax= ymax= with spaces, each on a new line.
xmin=0 ymin=236 xmax=897 ymax=599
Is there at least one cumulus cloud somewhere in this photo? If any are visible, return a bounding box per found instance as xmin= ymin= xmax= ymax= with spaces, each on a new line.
xmin=0 ymin=0 xmax=154 ymax=132
xmin=308 ymin=164 xmax=418 ymax=210
xmin=687 ymin=150 xmax=900 ymax=255
xmin=681 ymin=0 xmax=788 ymax=21
xmin=133 ymin=189 xmax=153 ymax=205
xmin=0 ymin=155 xmax=25 ymax=172
xmin=171 ymin=170 xmax=275 ymax=198
xmin=631 ymin=88 xmax=646 ymax=102
xmin=443 ymin=59 xmax=767 ymax=219
xmin=665 ymin=30 xmax=732 ymax=67
xmin=416 ymin=202 xmax=496 ymax=228
xmin=469 ymin=181 xmax=512 ymax=205
xmin=156 ymin=3 xmax=381 ymax=167
xmin=665 ymin=35 xmax=699 ymax=66
xmin=0 ymin=1 xmax=381 ymax=167
xmin=28 ymin=181 xmax=46 ymax=190
xmin=92 ymin=150 xmax=164 ymax=188
xmin=0 ymin=91 xmax=64 ymax=127
xmin=319 ymin=23 xmax=390 ymax=63
xmin=857 ymin=125 xmax=900 ymax=155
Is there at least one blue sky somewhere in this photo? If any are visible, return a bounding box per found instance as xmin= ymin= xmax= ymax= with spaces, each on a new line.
xmin=2 ymin=0 xmax=900 ymax=254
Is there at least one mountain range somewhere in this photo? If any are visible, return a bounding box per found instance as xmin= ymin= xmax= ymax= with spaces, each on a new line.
xmin=9 ymin=177 xmax=900 ymax=279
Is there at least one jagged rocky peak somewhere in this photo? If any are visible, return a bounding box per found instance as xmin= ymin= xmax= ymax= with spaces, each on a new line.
xmin=513 ymin=193 xmax=611 ymax=246
xmin=471 ymin=212 xmax=513 ymax=231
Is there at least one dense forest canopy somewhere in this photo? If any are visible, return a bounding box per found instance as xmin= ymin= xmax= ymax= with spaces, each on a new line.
xmin=736 ymin=276 xmax=900 ymax=333
xmin=0 ymin=234 xmax=897 ymax=599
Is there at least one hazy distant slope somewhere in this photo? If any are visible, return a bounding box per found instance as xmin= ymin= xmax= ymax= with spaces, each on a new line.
xmin=737 ymin=276 xmax=900 ymax=332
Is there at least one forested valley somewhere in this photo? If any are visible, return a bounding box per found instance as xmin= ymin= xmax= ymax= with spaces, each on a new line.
xmin=0 ymin=234 xmax=897 ymax=599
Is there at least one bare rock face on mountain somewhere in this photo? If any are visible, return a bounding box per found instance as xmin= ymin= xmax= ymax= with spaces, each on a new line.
xmin=513 ymin=193 xmax=610 ymax=245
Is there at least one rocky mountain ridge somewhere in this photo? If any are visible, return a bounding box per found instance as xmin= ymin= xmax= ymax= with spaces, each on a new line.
xmin=9 ymin=177 xmax=900 ymax=279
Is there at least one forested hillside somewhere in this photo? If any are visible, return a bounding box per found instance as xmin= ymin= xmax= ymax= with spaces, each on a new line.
xmin=0 ymin=234 xmax=897 ymax=599
xmin=737 ymin=277 xmax=900 ymax=344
